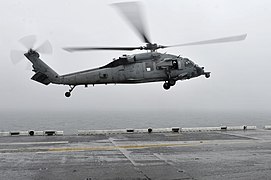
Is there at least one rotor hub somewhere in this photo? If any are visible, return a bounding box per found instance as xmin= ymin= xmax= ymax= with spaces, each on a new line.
xmin=142 ymin=43 xmax=165 ymax=52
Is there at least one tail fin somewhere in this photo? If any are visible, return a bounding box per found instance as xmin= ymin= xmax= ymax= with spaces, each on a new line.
xmin=24 ymin=50 xmax=59 ymax=85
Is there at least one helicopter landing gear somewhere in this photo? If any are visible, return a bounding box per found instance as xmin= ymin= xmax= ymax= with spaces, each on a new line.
xmin=65 ymin=92 xmax=71 ymax=97
xmin=205 ymin=72 xmax=211 ymax=78
xmin=163 ymin=68 xmax=176 ymax=90
xmin=65 ymin=85 xmax=76 ymax=98
xmin=163 ymin=79 xmax=176 ymax=90
xmin=163 ymin=82 xmax=171 ymax=90
xmin=168 ymin=79 xmax=176 ymax=86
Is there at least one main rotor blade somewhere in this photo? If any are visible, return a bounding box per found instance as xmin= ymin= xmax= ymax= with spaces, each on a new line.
xmin=164 ymin=34 xmax=247 ymax=48
xmin=63 ymin=46 xmax=143 ymax=52
xmin=112 ymin=2 xmax=151 ymax=44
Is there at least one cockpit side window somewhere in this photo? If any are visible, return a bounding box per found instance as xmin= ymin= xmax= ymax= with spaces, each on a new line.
xmin=171 ymin=60 xmax=178 ymax=70
xmin=184 ymin=60 xmax=193 ymax=68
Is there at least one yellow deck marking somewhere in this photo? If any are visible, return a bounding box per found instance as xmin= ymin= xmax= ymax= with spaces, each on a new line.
xmin=0 ymin=142 xmax=199 ymax=153
xmin=48 ymin=143 xmax=198 ymax=152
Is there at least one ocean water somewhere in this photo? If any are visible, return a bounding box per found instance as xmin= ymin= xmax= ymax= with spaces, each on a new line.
xmin=0 ymin=109 xmax=270 ymax=134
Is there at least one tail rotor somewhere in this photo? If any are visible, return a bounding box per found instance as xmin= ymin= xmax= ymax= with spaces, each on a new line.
xmin=10 ymin=35 xmax=53 ymax=70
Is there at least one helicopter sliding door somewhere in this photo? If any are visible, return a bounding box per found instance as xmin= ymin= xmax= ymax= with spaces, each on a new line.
xmin=143 ymin=61 xmax=163 ymax=81
xmin=144 ymin=61 xmax=154 ymax=72
xmin=124 ymin=63 xmax=144 ymax=82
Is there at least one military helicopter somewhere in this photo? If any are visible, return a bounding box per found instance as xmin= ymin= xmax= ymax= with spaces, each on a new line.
xmin=11 ymin=2 xmax=246 ymax=97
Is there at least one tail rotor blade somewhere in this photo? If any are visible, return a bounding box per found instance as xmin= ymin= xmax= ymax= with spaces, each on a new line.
xmin=19 ymin=35 xmax=37 ymax=50
xmin=10 ymin=50 xmax=25 ymax=64
xmin=36 ymin=40 xmax=53 ymax=54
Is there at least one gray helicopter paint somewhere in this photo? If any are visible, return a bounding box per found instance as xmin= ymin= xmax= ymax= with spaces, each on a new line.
xmin=24 ymin=51 xmax=59 ymax=85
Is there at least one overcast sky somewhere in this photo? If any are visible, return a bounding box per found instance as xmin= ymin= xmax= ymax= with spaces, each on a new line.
xmin=0 ymin=0 xmax=271 ymax=112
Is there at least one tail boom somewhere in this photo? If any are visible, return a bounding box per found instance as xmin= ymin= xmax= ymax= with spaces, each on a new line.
xmin=24 ymin=50 xmax=60 ymax=85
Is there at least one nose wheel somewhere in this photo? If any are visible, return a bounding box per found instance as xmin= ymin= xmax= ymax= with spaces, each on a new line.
xmin=65 ymin=85 xmax=76 ymax=97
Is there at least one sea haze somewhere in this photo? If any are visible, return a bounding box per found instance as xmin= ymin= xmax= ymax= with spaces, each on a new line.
xmin=0 ymin=109 xmax=270 ymax=134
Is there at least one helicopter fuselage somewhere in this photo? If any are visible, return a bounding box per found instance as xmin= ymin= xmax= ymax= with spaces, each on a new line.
xmin=25 ymin=51 xmax=210 ymax=97
xmin=59 ymin=52 xmax=208 ymax=86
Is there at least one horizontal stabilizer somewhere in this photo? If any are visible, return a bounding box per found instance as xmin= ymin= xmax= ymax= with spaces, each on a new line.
xmin=31 ymin=72 xmax=50 ymax=85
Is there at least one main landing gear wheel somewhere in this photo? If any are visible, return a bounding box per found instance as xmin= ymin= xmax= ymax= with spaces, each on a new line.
xmin=65 ymin=85 xmax=76 ymax=98
xmin=163 ymin=79 xmax=176 ymax=90
xmin=163 ymin=82 xmax=171 ymax=90
xmin=65 ymin=92 xmax=71 ymax=97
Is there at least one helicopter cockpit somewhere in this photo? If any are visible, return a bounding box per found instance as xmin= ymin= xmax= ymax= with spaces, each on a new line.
xmin=183 ymin=58 xmax=194 ymax=68
xmin=156 ymin=57 xmax=180 ymax=70
xmin=183 ymin=58 xmax=205 ymax=76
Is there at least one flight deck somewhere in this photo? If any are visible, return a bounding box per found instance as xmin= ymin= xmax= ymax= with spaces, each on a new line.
xmin=1 ymin=126 xmax=271 ymax=180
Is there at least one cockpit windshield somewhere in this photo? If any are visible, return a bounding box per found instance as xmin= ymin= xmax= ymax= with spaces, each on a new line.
xmin=184 ymin=59 xmax=194 ymax=68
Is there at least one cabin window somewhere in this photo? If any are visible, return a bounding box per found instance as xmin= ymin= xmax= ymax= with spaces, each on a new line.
xmin=145 ymin=62 xmax=154 ymax=72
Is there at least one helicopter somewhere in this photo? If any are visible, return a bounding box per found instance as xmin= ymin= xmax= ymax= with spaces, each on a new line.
xmin=11 ymin=2 xmax=246 ymax=98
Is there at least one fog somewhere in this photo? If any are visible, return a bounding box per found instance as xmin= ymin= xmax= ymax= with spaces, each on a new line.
xmin=1 ymin=0 xmax=271 ymax=112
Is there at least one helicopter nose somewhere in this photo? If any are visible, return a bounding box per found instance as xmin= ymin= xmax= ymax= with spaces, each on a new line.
xmin=196 ymin=66 xmax=205 ymax=75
